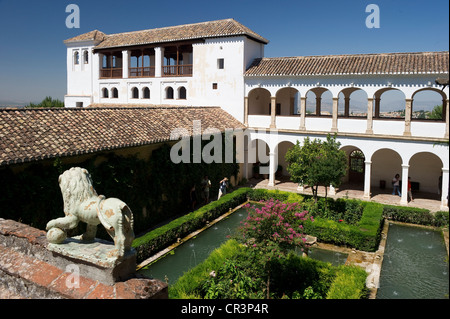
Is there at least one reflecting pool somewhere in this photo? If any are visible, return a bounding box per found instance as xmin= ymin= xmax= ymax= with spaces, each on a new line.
xmin=377 ymin=223 xmax=449 ymax=299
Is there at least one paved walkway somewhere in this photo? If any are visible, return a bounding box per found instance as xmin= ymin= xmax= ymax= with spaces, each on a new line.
xmin=249 ymin=177 xmax=446 ymax=212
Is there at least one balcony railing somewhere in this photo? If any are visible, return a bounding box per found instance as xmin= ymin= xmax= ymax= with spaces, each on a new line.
xmin=162 ymin=64 xmax=193 ymax=77
xmin=129 ymin=66 xmax=155 ymax=78
xmin=100 ymin=68 xmax=123 ymax=78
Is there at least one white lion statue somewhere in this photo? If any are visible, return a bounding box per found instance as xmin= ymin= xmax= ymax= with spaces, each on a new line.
xmin=46 ymin=167 xmax=135 ymax=260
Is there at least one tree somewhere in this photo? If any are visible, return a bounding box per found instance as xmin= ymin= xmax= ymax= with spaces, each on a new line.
xmin=26 ymin=96 xmax=64 ymax=108
xmin=428 ymin=104 xmax=443 ymax=120
xmin=285 ymin=134 xmax=348 ymax=202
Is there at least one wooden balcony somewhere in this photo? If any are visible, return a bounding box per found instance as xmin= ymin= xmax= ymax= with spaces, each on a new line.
xmin=100 ymin=68 xmax=123 ymax=79
xmin=162 ymin=64 xmax=193 ymax=77
xmin=129 ymin=67 xmax=155 ymax=78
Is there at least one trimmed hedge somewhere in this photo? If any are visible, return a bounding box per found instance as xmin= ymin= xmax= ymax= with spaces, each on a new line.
xmin=383 ymin=205 xmax=449 ymax=227
xmin=326 ymin=265 xmax=369 ymax=299
xmin=247 ymin=188 xmax=304 ymax=203
xmin=132 ymin=187 xmax=251 ymax=262
xmin=299 ymin=202 xmax=384 ymax=252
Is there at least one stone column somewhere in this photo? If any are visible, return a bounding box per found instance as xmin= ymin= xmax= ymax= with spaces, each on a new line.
xmin=244 ymin=96 xmax=249 ymax=127
xmin=441 ymin=168 xmax=449 ymax=210
xmin=331 ymin=97 xmax=339 ymax=132
xmin=268 ymin=151 xmax=276 ymax=187
xmin=122 ymin=50 xmax=129 ymax=79
xmin=315 ymin=96 xmax=321 ymax=116
xmin=270 ymin=96 xmax=276 ymax=128
xmin=299 ymin=96 xmax=306 ymax=130
xmin=445 ymin=99 xmax=449 ymax=139
xmin=374 ymin=97 xmax=381 ymax=118
xmin=93 ymin=52 xmax=100 ymax=80
xmin=344 ymin=97 xmax=350 ymax=117
xmin=154 ymin=47 xmax=164 ymax=77
xmin=366 ymin=98 xmax=374 ymax=134
xmin=400 ymin=164 xmax=409 ymax=205
xmin=363 ymin=160 xmax=372 ymax=199
xmin=403 ymin=98 xmax=412 ymax=136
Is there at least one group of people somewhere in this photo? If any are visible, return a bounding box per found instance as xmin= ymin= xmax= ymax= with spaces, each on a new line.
xmin=189 ymin=176 xmax=229 ymax=211
xmin=392 ymin=174 xmax=414 ymax=202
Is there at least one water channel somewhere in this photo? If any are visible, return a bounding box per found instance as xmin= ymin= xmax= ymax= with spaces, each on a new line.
xmin=377 ymin=223 xmax=449 ymax=299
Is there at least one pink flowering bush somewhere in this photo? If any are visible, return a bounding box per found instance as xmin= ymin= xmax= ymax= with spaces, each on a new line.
xmin=239 ymin=199 xmax=314 ymax=260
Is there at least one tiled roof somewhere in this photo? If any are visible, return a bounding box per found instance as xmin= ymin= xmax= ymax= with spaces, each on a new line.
xmin=245 ymin=51 xmax=449 ymax=76
xmin=65 ymin=19 xmax=269 ymax=49
xmin=64 ymin=30 xmax=107 ymax=44
xmin=0 ymin=106 xmax=244 ymax=166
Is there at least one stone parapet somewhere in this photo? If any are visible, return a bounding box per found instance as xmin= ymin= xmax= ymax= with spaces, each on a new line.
xmin=0 ymin=218 xmax=167 ymax=299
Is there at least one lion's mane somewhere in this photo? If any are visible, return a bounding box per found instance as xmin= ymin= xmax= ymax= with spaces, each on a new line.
xmin=59 ymin=167 xmax=98 ymax=216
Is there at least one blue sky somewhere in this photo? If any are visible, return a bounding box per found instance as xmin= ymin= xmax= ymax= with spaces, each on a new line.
xmin=0 ymin=0 xmax=448 ymax=105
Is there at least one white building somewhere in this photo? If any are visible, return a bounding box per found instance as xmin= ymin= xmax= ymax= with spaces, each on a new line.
xmin=64 ymin=19 xmax=449 ymax=210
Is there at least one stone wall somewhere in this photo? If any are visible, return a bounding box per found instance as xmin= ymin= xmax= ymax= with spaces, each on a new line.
xmin=0 ymin=218 xmax=167 ymax=299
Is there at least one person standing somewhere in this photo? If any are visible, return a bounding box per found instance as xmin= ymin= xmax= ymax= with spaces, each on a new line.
xmin=407 ymin=177 xmax=414 ymax=202
xmin=189 ymin=185 xmax=197 ymax=211
xmin=201 ymin=176 xmax=211 ymax=204
xmin=217 ymin=177 xmax=228 ymax=200
xmin=392 ymin=174 xmax=401 ymax=197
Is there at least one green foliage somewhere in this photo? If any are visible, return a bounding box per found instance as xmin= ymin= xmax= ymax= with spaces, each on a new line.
xmin=25 ymin=96 xmax=64 ymax=108
xmin=326 ymin=265 xmax=369 ymax=299
xmin=428 ymin=104 xmax=443 ymax=120
xmin=202 ymin=255 xmax=265 ymax=299
xmin=285 ymin=134 xmax=347 ymax=201
xmin=383 ymin=205 xmax=449 ymax=227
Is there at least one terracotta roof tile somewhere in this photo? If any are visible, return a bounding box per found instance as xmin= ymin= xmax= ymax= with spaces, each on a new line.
xmin=0 ymin=106 xmax=244 ymax=166
xmin=245 ymin=51 xmax=449 ymax=76
xmin=64 ymin=30 xmax=107 ymax=44
xmin=65 ymin=19 xmax=268 ymax=49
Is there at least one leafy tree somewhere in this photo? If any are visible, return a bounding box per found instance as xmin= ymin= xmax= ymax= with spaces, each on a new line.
xmin=428 ymin=104 xmax=443 ymax=120
xmin=285 ymin=134 xmax=348 ymax=202
xmin=26 ymin=96 xmax=64 ymax=108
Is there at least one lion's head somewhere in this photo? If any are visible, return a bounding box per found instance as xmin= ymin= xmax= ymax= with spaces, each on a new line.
xmin=59 ymin=167 xmax=98 ymax=215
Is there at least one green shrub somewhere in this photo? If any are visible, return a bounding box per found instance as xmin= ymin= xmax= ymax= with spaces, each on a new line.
xmin=326 ymin=265 xmax=368 ymax=299
xmin=434 ymin=211 xmax=449 ymax=227
xmin=383 ymin=205 xmax=434 ymax=226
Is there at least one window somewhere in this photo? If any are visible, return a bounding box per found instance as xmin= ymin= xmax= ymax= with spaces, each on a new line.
xmin=74 ymin=51 xmax=80 ymax=65
xmin=142 ymin=87 xmax=150 ymax=99
xmin=178 ymin=87 xmax=187 ymax=99
xmin=102 ymin=88 xmax=109 ymax=98
xmin=212 ymin=83 xmax=218 ymax=90
xmin=166 ymin=87 xmax=174 ymax=99
xmin=131 ymin=87 xmax=139 ymax=99
xmin=76 ymin=102 xmax=83 ymax=108
xmin=111 ymin=87 xmax=118 ymax=98
xmin=217 ymin=58 xmax=224 ymax=69
xmin=83 ymin=50 xmax=89 ymax=64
